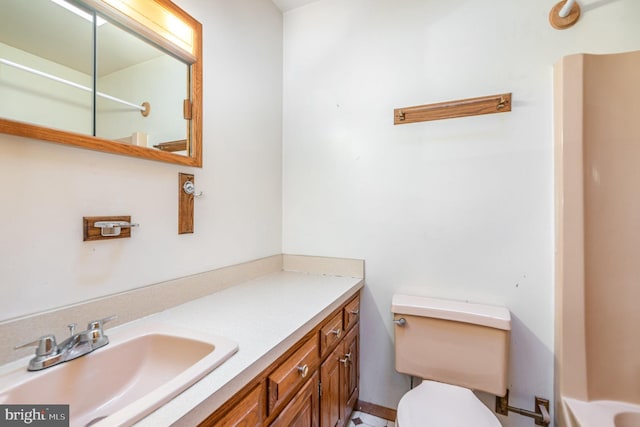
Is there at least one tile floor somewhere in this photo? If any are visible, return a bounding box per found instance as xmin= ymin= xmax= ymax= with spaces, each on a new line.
xmin=347 ymin=411 xmax=395 ymax=427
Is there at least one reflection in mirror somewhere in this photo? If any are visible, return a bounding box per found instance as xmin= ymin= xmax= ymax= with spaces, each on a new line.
xmin=0 ymin=0 xmax=202 ymax=166
xmin=95 ymin=11 xmax=189 ymax=154
xmin=0 ymin=0 xmax=94 ymax=134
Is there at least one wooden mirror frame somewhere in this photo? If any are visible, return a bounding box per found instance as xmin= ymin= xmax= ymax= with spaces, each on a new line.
xmin=0 ymin=0 xmax=202 ymax=167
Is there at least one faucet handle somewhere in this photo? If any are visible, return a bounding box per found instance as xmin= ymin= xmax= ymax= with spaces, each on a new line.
xmin=67 ymin=323 xmax=77 ymax=337
xmin=15 ymin=335 xmax=58 ymax=357
xmin=85 ymin=315 xmax=116 ymax=350
xmin=87 ymin=315 xmax=117 ymax=331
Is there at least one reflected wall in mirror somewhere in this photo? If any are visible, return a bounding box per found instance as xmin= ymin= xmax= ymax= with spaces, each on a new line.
xmin=0 ymin=0 xmax=94 ymax=134
xmin=0 ymin=0 xmax=202 ymax=166
xmin=95 ymin=15 xmax=190 ymax=153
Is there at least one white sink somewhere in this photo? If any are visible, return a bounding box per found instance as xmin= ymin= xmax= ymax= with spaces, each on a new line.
xmin=0 ymin=323 xmax=238 ymax=427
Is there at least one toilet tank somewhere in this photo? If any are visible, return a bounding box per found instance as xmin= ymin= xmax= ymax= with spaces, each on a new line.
xmin=392 ymin=294 xmax=511 ymax=396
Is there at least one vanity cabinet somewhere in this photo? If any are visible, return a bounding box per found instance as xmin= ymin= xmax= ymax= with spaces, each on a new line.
xmin=342 ymin=326 xmax=359 ymax=421
xmin=213 ymin=383 xmax=265 ymax=427
xmin=268 ymin=335 xmax=319 ymax=415
xmin=320 ymin=343 xmax=342 ymax=427
xmin=320 ymin=312 xmax=343 ymax=356
xmin=199 ymin=292 xmax=360 ymax=427
xmin=270 ymin=372 xmax=319 ymax=427
xmin=343 ymin=297 xmax=360 ymax=332
xmin=320 ymin=309 xmax=360 ymax=427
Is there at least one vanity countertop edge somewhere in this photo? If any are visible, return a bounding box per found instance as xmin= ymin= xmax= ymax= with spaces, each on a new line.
xmin=129 ymin=270 xmax=364 ymax=426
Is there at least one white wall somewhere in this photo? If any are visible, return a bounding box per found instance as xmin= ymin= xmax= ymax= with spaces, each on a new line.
xmin=281 ymin=0 xmax=640 ymax=425
xmin=0 ymin=0 xmax=283 ymax=321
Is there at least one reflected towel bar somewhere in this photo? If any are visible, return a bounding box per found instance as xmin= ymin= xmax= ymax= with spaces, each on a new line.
xmin=559 ymin=0 xmax=576 ymax=17
xmin=0 ymin=58 xmax=150 ymax=116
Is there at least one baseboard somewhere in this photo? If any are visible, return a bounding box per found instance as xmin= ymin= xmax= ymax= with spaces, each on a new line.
xmin=356 ymin=400 xmax=397 ymax=422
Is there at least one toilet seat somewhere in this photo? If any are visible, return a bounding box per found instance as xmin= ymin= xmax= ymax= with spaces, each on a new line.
xmin=396 ymin=380 xmax=502 ymax=427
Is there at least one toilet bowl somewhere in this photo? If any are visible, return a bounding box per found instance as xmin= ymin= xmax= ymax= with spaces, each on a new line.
xmin=391 ymin=294 xmax=511 ymax=427
xmin=396 ymin=381 xmax=501 ymax=427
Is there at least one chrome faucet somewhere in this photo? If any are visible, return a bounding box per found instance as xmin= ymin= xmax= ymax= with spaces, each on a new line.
xmin=15 ymin=315 xmax=117 ymax=371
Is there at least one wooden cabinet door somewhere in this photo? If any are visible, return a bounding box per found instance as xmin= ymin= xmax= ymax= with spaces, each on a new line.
xmin=270 ymin=372 xmax=318 ymax=427
xmin=320 ymin=343 xmax=343 ymax=427
xmin=342 ymin=326 xmax=359 ymax=422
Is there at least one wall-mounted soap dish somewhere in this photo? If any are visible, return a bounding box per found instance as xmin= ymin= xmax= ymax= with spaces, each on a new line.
xmin=83 ymin=216 xmax=139 ymax=241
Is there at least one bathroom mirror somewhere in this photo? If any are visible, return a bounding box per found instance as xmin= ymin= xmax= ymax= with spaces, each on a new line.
xmin=0 ymin=0 xmax=202 ymax=166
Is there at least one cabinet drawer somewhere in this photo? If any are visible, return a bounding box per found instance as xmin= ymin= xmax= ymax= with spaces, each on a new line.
xmin=210 ymin=383 xmax=264 ymax=427
xmin=268 ymin=335 xmax=319 ymax=415
xmin=343 ymin=295 xmax=360 ymax=332
xmin=319 ymin=311 xmax=343 ymax=356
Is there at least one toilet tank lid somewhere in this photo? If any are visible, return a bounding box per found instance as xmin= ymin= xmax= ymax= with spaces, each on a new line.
xmin=391 ymin=294 xmax=511 ymax=331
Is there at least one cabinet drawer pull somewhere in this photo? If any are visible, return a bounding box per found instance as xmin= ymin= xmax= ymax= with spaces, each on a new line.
xmin=350 ymin=309 xmax=359 ymax=315
xmin=340 ymin=353 xmax=352 ymax=365
xmin=330 ymin=329 xmax=342 ymax=338
xmin=297 ymin=364 xmax=309 ymax=378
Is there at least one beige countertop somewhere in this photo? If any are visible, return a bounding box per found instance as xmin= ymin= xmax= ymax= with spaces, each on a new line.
xmin=126 ymin=270 xmax=364 ymax=426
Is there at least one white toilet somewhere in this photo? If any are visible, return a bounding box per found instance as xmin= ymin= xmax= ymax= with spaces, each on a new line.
xmin=391 ymin=294 xmax=511 ymax=427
